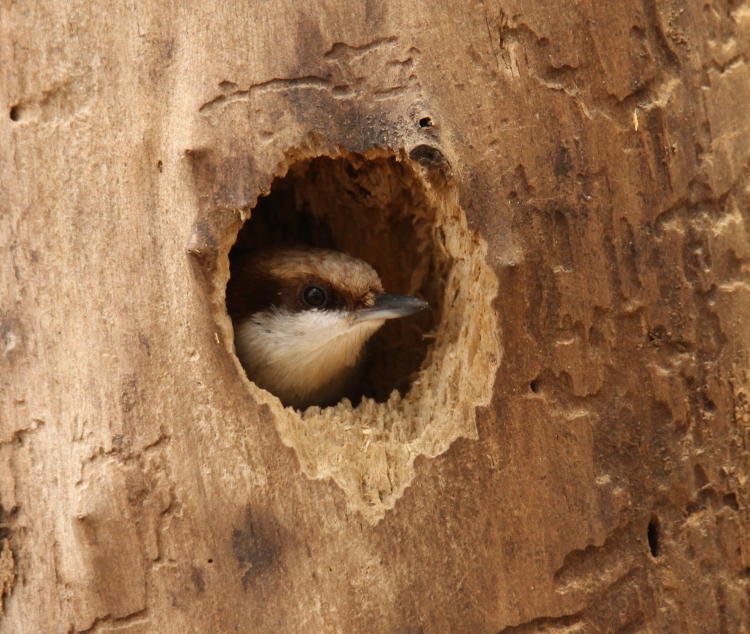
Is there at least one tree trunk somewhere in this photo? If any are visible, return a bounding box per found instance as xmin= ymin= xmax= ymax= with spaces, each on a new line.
xmin=3 ymin=1 xmax=749 ymax=632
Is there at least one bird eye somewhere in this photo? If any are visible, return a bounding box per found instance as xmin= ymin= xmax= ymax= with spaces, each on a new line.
xmin=302 ymin=285 xmax=328 ymax=308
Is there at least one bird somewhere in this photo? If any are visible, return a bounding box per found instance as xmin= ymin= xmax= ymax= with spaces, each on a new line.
xmin=227 ymin=246 xmax=428 ymax=409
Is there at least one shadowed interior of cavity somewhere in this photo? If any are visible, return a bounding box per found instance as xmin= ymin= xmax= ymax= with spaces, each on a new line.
xmin=228 ymin=153 xmax=448 ymax=404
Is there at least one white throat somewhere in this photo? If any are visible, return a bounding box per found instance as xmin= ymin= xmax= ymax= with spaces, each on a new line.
xmin=234 ymin=308 xmax=384 ymax=408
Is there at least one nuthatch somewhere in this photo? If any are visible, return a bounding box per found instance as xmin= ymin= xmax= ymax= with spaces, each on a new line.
xmin=227 ymin=247 xmax=428 ymax=409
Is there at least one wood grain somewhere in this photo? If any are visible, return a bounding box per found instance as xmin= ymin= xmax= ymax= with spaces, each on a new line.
xmin=2 ymin=0 xmax=749 ymax=631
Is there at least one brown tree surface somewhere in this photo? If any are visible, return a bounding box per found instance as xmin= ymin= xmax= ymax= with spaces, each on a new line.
xmin=2 ymin=1 xmax=749 ymax=632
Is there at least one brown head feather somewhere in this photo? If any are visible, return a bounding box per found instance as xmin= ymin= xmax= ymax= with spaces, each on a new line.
xmin=227 ymin=247 xmax=383 ymax=321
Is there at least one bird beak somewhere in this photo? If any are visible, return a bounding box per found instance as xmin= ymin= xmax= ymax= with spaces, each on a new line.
xmin=355 ymin=293 xmax=429 ymax=322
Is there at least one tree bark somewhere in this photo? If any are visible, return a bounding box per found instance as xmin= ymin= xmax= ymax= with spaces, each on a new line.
xmin=2 ymin=1 xmax=749 ymax=632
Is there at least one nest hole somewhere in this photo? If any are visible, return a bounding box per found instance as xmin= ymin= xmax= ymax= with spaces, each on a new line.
xmin=227 ymin=151 xmax=449 ymax=408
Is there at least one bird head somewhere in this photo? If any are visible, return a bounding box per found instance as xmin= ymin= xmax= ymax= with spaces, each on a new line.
xmin=227 ymin=246 xmax=428 ymax=409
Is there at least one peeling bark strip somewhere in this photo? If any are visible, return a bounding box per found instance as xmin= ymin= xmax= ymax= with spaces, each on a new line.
xmin=2 ymin=1 xmax=749 ymax=632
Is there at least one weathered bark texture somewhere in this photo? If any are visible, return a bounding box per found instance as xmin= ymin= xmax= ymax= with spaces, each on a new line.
xmin=2 ymin=1 xmax=750 ymax=632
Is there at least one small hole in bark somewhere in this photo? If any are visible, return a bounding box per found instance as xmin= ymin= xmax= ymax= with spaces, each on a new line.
xmin=9 ymin=105 xmax=20 ymax=121
xmin=227 ymin=152 xmax=443 ymax=409
xmin=419 ymin=117 xmax=433 ymax=128
xmin=207 ymin=559 xmax=213 ymax=564
xmin=156 ymin=160 xmax=163 ymax=172
xmin=408 ymin=144 xmax=448 ymax=171
xmin=529 ymin=379 xmax=540 ymax=393
xmin=647 ymin=517 xmax=660 ymax=557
